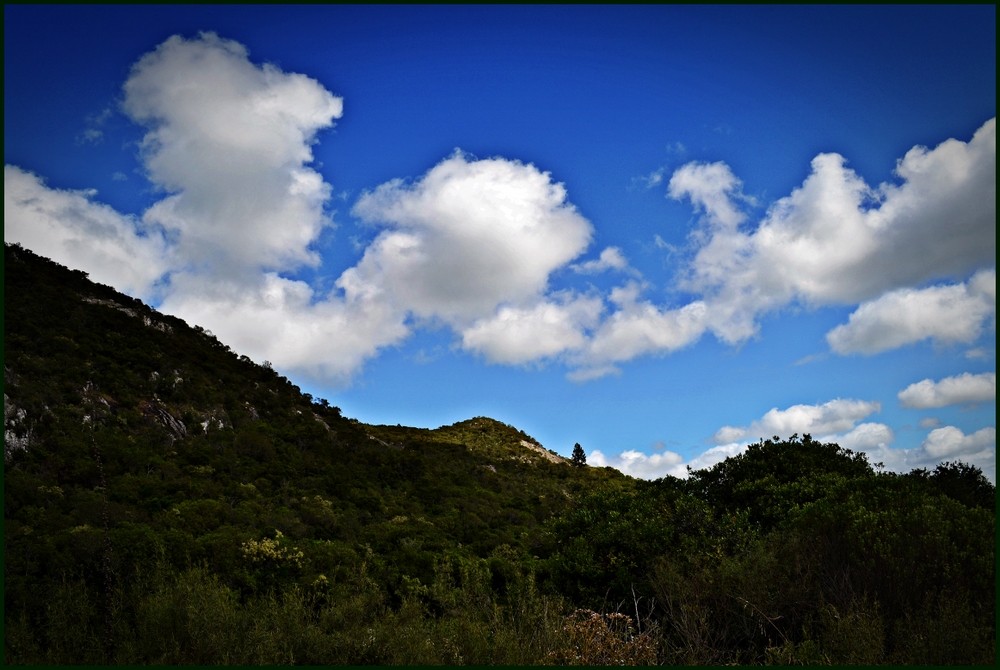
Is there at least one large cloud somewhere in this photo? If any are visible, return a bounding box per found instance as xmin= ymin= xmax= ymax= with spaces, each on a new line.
xmin=348 ymin=151 xmax=593 ymax=324
xmin=3 ymin=165 xmax=169 ymax=299
xmin=826 ymin=270 xmax=995 ymax=355
xmin=898 ymin=371 xmax=996 ymax=409
xmin=123 ymin=32 xmax=343 ymax=279
xmin=117 ymin=32 xmax=404 ymax=380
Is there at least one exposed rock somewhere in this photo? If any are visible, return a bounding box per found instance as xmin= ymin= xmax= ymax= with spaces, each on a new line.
xmin=520 ymin=439 xmax=569 ymax=465
xmin=313 ymin=413 xmax=331 ymax=431
xmin=138 ymin=399 xmax=187 ymax=443
xmin=82 ymin=296 xmax=172 ymax=333
xmin=4 ymin=393 xmax=31 ymax=461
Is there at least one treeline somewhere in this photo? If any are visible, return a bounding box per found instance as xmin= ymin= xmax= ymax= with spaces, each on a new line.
xmin=546 ymin=436 xmax=995 ymax=664
xmin=3 ymin=244 xmax=995 ymax=664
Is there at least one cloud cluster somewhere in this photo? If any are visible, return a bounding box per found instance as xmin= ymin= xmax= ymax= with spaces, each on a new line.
xmin=854 ymin=425 xmax=996 ymax=479
xmin=3 ymin=31 xmax=993 ymax=486
xmin=588 ymin=398 xmax=892 ymax=481
xmin=664 ymin=119 xmax=996 ymax=351
xmin=6 ymin=33 xmax=603 ymax=381
xmin=3 ymin=31 xmax=995 ymax=403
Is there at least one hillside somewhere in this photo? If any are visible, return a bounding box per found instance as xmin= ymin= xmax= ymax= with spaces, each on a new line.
xmin=2 ymin=242 xmax=632 ymax=663
xmin=3 ymin=242 xmax=995 ymax=665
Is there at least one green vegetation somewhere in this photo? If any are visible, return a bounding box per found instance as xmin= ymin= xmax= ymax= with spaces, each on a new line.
xmin=4 ymin=243 xmax=995 ymax=664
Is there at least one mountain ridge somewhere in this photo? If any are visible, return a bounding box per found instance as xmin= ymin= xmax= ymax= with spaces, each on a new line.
xmin=3 ymin=242 xmax=583 ymax=470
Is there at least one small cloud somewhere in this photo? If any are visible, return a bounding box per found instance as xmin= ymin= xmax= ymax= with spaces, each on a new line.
xmin=629 ymin=167 xmax=667 ymax=192
xmin=76 ymin=107 xmax=114 ymax=146
xmin=75 ymin=128 xmax=104 ymax=146
xmin=668 ymin=160 xmax=753 ymax=230
xmin=412 ymin=347 xmax=444 ymax=365
xmin=919 ymin=417 xmax=941 ymax=429
xmin=460 ymin=294 xmax=603 ymax=365
xmin=794 ymin=352 xmax=828 ymax=366
xmin=111 ymin=171 xmax=128 ymax=182
xmin=566 ymin=364 xmax=621 ymax=383
xmin=665 ymin=141 xmax=687 ymax=156
xmin=650 ymin=233 xmax=683 ymax=258
xmin=571 ymin=246 xmax=631 ymax=275
xmin=589 ymin=447 xmax=685 ymax=479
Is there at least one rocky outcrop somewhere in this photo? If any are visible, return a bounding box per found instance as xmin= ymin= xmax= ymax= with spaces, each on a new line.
xmin=4 ymin=393 xmax=32 ymax=461
xmin=520 ymin=439 xmax=569 ymax=465
xmin=138 ymin=399 xmax=188 ymax=443
xmin=82 ymin=296 xmax=173 ymax=333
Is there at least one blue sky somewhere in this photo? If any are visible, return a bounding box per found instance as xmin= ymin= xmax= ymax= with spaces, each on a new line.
xmin=5 ymin=5 xmax=996 ymax=480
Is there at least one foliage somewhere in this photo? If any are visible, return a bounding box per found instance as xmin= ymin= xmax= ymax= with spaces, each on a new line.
xmin=3 ymin=243 xmax=995 ymax=665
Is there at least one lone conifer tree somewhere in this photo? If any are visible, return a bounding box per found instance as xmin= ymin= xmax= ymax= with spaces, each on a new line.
xmin=571 ymin=443 xmax=587 ymax=467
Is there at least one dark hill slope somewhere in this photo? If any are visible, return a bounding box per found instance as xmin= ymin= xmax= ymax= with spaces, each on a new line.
xmin=3 ymin=242 xmax=629 ymax=555
xmin=4 ymin=243 xmax=636 ymax=662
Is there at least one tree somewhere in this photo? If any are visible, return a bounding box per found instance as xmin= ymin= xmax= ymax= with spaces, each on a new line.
xmin=571 ymin=443 xmax=587 ymax=467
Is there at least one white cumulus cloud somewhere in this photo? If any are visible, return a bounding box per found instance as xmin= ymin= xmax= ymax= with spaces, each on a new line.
xmin=570 ymin=282 xmax=708 ymax=377
xmin=898 ymin=372 xmax=996 ymax=409
xmin=668 ymin=160 xmax=751 ymax=231
xmin=159 ymin=272 xmax=409 ymax=384
xmin=3 ymin=165 xmax=169 ymax=299
xmin=714 ymin=398 xmax=881 ymax=444
xmin=460 ymin=294 xmax=604 ymax=365
xmin=921 ymin=425 xmax=995 ymax=460
xmin=571 ymin=246 xmax=630 ymax=274
xmin=349 ymin=151 xmax=594 ymax=325
xmin=123 ymin=31 xmax=343 ymax=280
xmin=588 ymin=447 xmax=686 ymax=479
xmin=826 ymin=270 xmax=996 ymax=355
